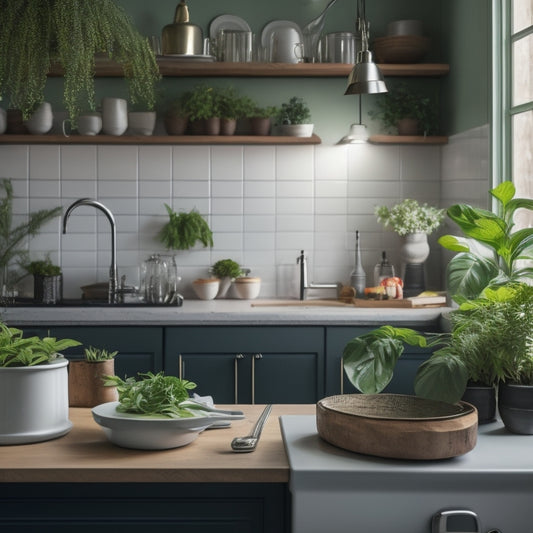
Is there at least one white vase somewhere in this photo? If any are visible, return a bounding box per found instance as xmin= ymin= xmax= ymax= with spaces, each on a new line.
xmin=400 ymin=232 xmax=430 ymax=264
xmin=25 ymin=102 xmax=53 ymax=135
xmin=102 ymin=97 xmax=128 ymax=136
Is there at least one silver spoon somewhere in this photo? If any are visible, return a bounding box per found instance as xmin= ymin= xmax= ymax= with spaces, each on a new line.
xmin=231 ymin=404 xmax=272 ymax=453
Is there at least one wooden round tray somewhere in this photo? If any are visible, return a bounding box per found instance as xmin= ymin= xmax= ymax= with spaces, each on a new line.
xmin=316 ymin=394 xmax=478 ymax=460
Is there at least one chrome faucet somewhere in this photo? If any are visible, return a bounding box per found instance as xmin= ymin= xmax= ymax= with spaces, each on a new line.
xmin=297 ymin=250 xmax=341 ymax=300
xmin=63 ymin=198 xmax=119 ymax=304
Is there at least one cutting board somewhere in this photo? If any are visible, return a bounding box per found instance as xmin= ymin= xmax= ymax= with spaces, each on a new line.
xmin=251 ymin=296 xmax=446 ymax=308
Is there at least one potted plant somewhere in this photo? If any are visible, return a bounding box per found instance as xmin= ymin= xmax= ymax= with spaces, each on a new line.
xmin=68 ymin=346 xmax=119 ymax=407
xmin=249 ymin=105 xmax=278 ymax=136
xmin=24 ymin=257 xmax=62 ymax=304
xmin=0 ymin=178 xmax=61 ymax=298
xmin=211 ymin=258 xmax=243 ymax=298
xmin=164 ymin=96 xmax=189 ymax=136
xmin=216 ymin=87 xmax=247 ymax=136
xmin=438 ymin=181 xmax=533 ymax=299
xmin=369 ymin=83 xmax=439 ymax=135
xmin=276 ymin=96 xmax=313 ymax=137
xmin=0 ymin=323 xmax=81 ymax=444
xmin=159 ymin=204 xmax=213 ymax=251
xmin=0 ymin=0 xmax=160 ymax=125
xmin=182 ymin=85 xmax=221 ymax=135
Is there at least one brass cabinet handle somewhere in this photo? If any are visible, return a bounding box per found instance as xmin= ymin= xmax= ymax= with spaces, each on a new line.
xmin=251 ymin=353 xmax=263 ymax=405
xmin=234 ymin=353 xmax=245 ymax=403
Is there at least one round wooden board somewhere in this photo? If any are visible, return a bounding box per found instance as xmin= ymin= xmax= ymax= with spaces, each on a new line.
xmin=316 ymin=394 xmax=478 ymax=460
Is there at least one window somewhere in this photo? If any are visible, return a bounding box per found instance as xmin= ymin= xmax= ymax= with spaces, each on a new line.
xmin=500 ymin=0 xmax=533 ymax=227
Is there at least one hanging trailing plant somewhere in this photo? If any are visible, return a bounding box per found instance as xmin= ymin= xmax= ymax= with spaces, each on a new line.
xmin=0 ymin=0 xmax=160 ymax=121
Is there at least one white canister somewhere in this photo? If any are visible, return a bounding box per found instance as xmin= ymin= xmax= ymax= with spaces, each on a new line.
xmin=25 ymin=102 xmax=53 ymax=135
xmin=319 ymin=32 xmax=356 ymax=64
xmin=102 ymin=97 xmax=128 ymax=136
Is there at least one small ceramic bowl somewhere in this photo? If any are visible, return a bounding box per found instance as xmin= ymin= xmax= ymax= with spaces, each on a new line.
xmin=234 ymin=277 xmax=261 ymax=300
xmin=192 ymin=278 xmax=220 ymax=300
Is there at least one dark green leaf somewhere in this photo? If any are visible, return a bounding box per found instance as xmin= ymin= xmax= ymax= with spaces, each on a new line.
xmin=446 ymin=252 xmax=499 ymax=298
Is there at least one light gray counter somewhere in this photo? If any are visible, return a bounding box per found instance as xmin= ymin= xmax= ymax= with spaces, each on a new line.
xmin=2 ymin=299 xmax=449 ymax=327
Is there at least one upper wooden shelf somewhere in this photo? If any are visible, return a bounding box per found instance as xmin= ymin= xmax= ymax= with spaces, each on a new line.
xmin=0 ymin=133 xmax=322 ymax=146
xmin=369 ymin=135 xmax=449 ymax=145
xmin=48 ymin=58 xmax=450 ymax=78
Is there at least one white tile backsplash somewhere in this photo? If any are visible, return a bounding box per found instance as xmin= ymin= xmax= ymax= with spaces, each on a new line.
xmin=2 ymin=131 xmax=490 ymax=299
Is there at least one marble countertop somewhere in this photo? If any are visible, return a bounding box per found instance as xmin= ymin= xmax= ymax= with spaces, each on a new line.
xmin=3 ymin=298 xmax=450 ymax=327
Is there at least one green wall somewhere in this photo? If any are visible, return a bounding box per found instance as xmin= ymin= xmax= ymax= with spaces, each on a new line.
xmin=42 ymin=0 xmax=491 ymax=143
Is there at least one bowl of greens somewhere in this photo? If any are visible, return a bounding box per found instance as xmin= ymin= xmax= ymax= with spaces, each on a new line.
xmin=92 ymin=372 xmax=244 ymax=450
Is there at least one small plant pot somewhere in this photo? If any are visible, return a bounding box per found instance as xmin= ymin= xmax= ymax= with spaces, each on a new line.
xmin=220 ymin=118 xmax=237 ymax=136
xmin=498 ymin=382 xmax=533 ymax=434
xmin=34 ymin=274 xmax=62 ymax=304
xmin=234 ymin=277 xmax=261 ymax=299
xmin=192 ymin=278 xmax=220 ymax=300
xmin=249 ymin=117 xmax=271 ymax=136
xmin=68 ymin=359 xmax=118 ymax=408
xmin=164 ymin=115 xmax=189 ymax=135
xmin=189 ymin=117 xmax=221 ymax=135
xmin=279 ymin=124 xmax=314 ymax=137
xmin=127 ymin=111 xmax=156 ymax=136
xmin=216 ymin=276 xmax=233 ymax=298
xmin=397 ymin=118 xmax=419 ymax=135
xmin=462 ymin=384 xmax=496 ymax=424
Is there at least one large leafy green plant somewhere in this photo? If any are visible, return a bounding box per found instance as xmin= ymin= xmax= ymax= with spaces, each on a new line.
xmin=0 ymin=0 xmax=160 ymax=121
xmin=439 ymin=181 xmax=533 ymax=298
xmin=0 ymin=323 xmax=80 ymax=367
xmin=159 ymin=204 xmax=213 ymax=251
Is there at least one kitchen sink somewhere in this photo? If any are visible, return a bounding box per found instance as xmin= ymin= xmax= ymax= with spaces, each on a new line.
xmin=7 ymin=297 xmax=184 ymax=308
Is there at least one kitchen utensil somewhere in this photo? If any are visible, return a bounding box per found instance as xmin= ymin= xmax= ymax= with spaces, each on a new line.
xmin=162 ymin=0 xmax=203 ymax=56
xmin=269 ymin=28 xmax=304 ymax=63
xmin=231 ymin=404 xmax=272 ymax=452
xmin=101 ymin=97 xmax=128 ymax=136
xmin=209 ymin=14 xmax=251 ymax=39
xmin=301 ymin=0 xmax=338 ymax=62
xmin=316 ymin=394 xmax=478 ymax=460
xmin=180 ymin=399 xmax=244 ymax=417
xmin=319 ymin=32 xmax=356 ymax=63
xmin=217 ymin=29 xmax=253 ymax=62
xmin=373 ymin=250 xmax=395 ymax=285
xmin=92 ymin=401 xmax=245 ymax=450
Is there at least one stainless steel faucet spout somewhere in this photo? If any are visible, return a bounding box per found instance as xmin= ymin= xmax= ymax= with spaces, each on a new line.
xmin=63 ymin=198 xmax=118 ymax=304
xmin=297 ymin=250 xmax=341 ymax=300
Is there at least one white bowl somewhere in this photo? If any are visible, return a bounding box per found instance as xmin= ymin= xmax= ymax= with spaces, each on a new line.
xmin=234 ymin=277 xmax=261 ymax=299
xmin=192 ymin=278 xmax=220 ymax=300
xmin=92 ymin=401 xmax=244 ymax=450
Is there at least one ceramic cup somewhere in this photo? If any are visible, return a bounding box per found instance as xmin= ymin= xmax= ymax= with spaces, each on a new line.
xmin=101 ymin=97 xmax=128 ymax=136
xmin=62 ymin=112 xmax=102 ymax=137
xmin=25 ymin=102 xmax=53 ymax=135
xmin=0 ymin=109 xmax=6 ymax=134
xmin=270 ymin=28 xmax=304 ymax=63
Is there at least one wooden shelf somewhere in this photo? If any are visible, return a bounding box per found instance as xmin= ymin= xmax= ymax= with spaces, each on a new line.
xmin=48 ymin=58 xmax=450 ymax=78
xmin=0 ymin=133 xmax=322 ymax=145
xmin=369 ymin=135 xmax=449 ymax=145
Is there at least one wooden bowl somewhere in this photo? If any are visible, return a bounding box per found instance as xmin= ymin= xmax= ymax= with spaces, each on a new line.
xmin=372 ymin=35 xmax=430 ymax=63
xmin=316 ymin=394 xmax=477 ymax=460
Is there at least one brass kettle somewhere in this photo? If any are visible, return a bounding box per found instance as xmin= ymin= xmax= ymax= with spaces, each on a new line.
xmin=161 ymin=1 xmax=203 ymax=55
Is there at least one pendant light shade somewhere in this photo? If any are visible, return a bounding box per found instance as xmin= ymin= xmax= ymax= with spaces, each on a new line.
xmin=344 ymin=0 xmax=387 ymax=95
xmin=338 ymin=123 xmax=369 ymax=144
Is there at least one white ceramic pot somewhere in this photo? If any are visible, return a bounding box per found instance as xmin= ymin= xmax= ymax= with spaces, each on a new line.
xmin=0 ymin=358 xmax=72 ymax=444
xmin=25 ymin=102 xmax=53 ymax=135
xmin=400 ymin=232 xmax=430 ymax=264
xmin=278 ymin=124 xmax=314 ymax=137
xmin=192 ymin=278 xmax=220 ymax=300
xmin=127 ymin=111 xmax=156 ymax=136
xmin=77 ymin=112 xmax=103 ymax=135
xmin=234 ymin=277 xmax=261 ymax=299
xmin=101 ymin=97 xmax=128 ymax=136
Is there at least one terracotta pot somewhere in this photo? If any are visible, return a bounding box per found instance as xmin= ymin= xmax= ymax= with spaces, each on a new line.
xmin=220 ymin=118 xmax=237 ymax=136
xmin=68 ymin=359 xmax=118 ymax=407
xmin=164 ymin=115 xmax=189 ymax=135
xmin=189 ymin=118 xmax=221 ymax=135
xmin=249 ymin=117 xmax=271 ymax=136
xmin=397 ymin=117 xmax=419 ymax=135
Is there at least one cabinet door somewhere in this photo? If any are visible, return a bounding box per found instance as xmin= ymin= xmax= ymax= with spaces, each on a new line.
xmin=165 ymin=326 xmax=324 ymax=404
xmin=46 ymin=326 xmax=163 ymax=379
xmin=326 ymin=326 xmax=434 ymax=396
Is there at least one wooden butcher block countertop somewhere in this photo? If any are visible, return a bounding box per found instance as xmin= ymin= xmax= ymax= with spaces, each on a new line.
xmin=0 ymin=405 xmax=315 ymax=484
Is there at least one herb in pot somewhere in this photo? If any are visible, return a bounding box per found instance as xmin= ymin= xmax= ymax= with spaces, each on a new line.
xmin=24 ymin=257 xmax=61 ymax=276
xmin=84 ymin=346 xmax=118 ymax=362
xmin=277 ymin=96 xmax=311 ymax=125
xmin=104 ymin=371 xmax=197 ymax=418
xmin=211 ymin=259 xmax=242 ymax=279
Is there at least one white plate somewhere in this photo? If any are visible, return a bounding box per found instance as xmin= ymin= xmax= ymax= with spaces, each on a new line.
xmin=92 ymin=401 xmax=244 ymax=450
xmin=261 ymin=20 xmax=303 ymax=49
xmin=209 ymin=14 xmax=251 ymax=38
xmin=160 ymin=54 xmax=215 ymax=62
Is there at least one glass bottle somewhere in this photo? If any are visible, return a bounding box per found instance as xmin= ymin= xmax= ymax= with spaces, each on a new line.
xmin=350 ymin=230 xmax=366 ymax=297
xmin=373 ymin=251 xmax=395 ymax=286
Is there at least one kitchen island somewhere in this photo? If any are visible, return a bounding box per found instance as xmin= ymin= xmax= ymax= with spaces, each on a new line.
xmin=0 ymin=404 xmax=314 ymax=532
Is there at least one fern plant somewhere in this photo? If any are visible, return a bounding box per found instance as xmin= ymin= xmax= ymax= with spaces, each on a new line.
xmin=0 ymin=0 xmax=160 ymax=121
xmin=159 ymin=204 xmax=213 ymax=251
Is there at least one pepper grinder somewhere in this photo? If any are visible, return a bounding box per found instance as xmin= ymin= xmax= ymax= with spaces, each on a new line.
xmin=373 ymin=251 xmax=395 ymax=286
xmin=350 ymin=230 xmax=366 ymax=297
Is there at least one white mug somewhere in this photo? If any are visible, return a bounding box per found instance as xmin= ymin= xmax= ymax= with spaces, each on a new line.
xmin=101 ymin=97 xmax=128 ymax=136
xmin=270 ymin=28 xmax=304 ymax=63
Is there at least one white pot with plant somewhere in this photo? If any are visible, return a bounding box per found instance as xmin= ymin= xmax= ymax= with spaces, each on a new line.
xmin=0 ymin=324 xmax=81 ymax=444
xmin=211 ymin=259 xmax=243 ymax=298
xmin=276 ymin=96 xmax=313 ymax=137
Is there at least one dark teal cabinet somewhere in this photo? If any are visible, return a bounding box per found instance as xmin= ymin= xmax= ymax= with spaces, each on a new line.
xmin=0 ymin=482 xmax=289 ymax=532
xmin=325 ymin=326 xmax=435 ymax=396
xmin=165 ymin=326 xmax=325 ymax=404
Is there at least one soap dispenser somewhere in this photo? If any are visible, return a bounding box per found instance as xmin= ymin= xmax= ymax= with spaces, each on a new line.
xmin=350 ymin=230 xmax=366 ymax=297
xmin=373 ymin=251 xmax=395 ymax=286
